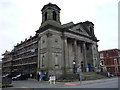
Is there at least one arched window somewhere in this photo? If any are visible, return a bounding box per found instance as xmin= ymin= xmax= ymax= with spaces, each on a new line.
xmin=53 ymin=11 xmax=57 ymax=21
xmin=45 ymin=12 xmax=47 ymax=21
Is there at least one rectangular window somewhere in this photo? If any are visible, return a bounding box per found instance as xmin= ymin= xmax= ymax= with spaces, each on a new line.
xmin=41 ymin=55 xmax=45 ymax=67
xmin=118 ymin=58 xmax=120 ymax=65
xmin=106 ymin=53 xmax=109 ymax=57
xmin=100 ymin=53 xmax=103 ymax=58
xmin=55 ymin=54 xmax=59 ymax=68
xmin=114 ymin=59 xmax=117 ymax=65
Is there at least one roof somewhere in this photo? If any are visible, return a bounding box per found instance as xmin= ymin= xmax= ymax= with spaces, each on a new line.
xmin=99 ymin=48 xmax=120 ymax=52
xmin=41 ymin=3 xmax=61 ymax=11
xmin=2 ymin=50 xmax=11 ymax=56
xmin=62 ymin=21 xmax=98 ymax=42
xmin=36 ymin=24 xmax=62 ymax=33
xmin=14 ymin=34 xmax=38 ymax=47
xmin=62 ymin=22 xmax=74 ymax=28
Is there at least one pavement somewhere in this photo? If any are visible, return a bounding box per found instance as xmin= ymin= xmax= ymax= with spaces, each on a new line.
xmin=64 ymin=77 xmax=118 ymax=86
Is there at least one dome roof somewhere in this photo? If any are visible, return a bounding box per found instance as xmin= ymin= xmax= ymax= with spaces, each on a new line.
xmin=41 ymin=3 xmax=61 ymax=11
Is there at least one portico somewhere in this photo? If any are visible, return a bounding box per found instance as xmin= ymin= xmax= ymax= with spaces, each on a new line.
xmin=62 ymin=36 xmax=96 ymax=73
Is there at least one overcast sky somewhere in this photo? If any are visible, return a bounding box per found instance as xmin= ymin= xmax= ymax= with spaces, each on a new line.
xmin=0 ymin=0 xmax=119 ymax=59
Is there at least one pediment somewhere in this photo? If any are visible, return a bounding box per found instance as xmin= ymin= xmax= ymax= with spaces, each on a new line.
xmin=68 ymin=24 xmax=90 ymax=37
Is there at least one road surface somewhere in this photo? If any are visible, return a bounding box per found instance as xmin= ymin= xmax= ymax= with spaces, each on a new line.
xmin=2 ymin=77 xmax=119 ymax=89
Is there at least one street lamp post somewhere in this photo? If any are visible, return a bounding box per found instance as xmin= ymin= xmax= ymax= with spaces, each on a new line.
xmin=72 ymin=60 xmax=76 ymax=74
xmin=79 ymin=71 xmax=82 ymax=84
xmin=77 ymin=64 xmax=83 ymax=84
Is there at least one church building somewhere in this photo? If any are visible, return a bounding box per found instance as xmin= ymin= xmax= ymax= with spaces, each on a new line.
xmin=2 ymin=3 xmax=99 ymax=79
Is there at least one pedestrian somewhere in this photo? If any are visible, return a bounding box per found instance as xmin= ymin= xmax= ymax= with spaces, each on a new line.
xmin=53 ymin=75 xmax=56 ymax=84
xmin=107 ymin=72 xmax=110 ymax=77
xmin=39 ymin=71 xmax=43 ymax=81
xmin=49 ymin=75 xmax=52 ymax=84
xmin=37 ymin=73 xmax=40 ymax=81
xmin=30 ymin=73 xmax=32 ymax=78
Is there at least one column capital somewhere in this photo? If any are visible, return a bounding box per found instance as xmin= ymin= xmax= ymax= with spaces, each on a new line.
xmin=82 ymin=41 xmax=86 ymax=44
xmin=61 ymin=35 xmax=67 ymax=40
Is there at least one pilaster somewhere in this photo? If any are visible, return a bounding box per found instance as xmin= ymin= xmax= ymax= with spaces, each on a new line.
xmin=46 ymin=32 xmax=52 ymax=69
xmin=37 ymin=37 xmax=41 ymax=73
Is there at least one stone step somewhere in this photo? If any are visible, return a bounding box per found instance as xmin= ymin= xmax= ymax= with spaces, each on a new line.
xmin=82 ymin=72 xmax=108 ymax=80
xmin=57 ymin=72 xmax=108 ymax=82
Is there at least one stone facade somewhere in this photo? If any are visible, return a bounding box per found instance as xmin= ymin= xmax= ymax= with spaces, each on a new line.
xmin=2 ymin=3 xmax=99 ymax=79
xmin=36 ymin=3 xmax=99 ymax=77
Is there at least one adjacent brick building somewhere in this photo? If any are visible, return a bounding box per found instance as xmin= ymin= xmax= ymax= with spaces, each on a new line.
xmin=2 ymin=3 xmax=99 ymax=79
xmin=99 ymin=49 xmax=120 ymax=74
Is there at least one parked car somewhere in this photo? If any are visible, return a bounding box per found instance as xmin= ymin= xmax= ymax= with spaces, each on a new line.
xmin=116 ymin=73 xmax=120 ymax=76
xmin=114 ymin=73 xmax=120 ymax=77
xmin=2 ymin=74 xmax=13 ymax=78
xmin=2 ymin=74 xmax=9 ymax=78
xmin=12 ymin=74 xmax=21 ymax=80
xmin=12 ymin=74 xmax=28 ymax=80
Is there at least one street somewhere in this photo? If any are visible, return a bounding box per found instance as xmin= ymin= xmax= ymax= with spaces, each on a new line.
xmin=2 ymin=77 xmax=119 ymax=89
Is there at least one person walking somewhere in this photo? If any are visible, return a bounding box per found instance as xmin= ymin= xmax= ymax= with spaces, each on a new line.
xmin=37 ymin=72 xmax=40 ymax=81
xmin=39 ymin=71 xmax=42 ymax=81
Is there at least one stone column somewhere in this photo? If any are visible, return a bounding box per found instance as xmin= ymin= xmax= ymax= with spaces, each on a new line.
xmin=74 ymin=39 xmax=77 ymax=61
xmin=62 ymin=36 xmax=68 ymax=74
xmin=88 ymin=43 xmax=94 ymax=72
xmin=73 ymin=39 xmax=78 ymax=73
xmin=83 ymin=42 xmax=87 ymax=71
xmin=96 ymin=44 xmax=100 ymax=70
xmin=93 ymin=44 xmax=99 ymax=72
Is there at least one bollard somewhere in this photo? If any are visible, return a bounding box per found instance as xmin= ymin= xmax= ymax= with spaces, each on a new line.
xmin=79 ymin=72 xmax=82 ymax=84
